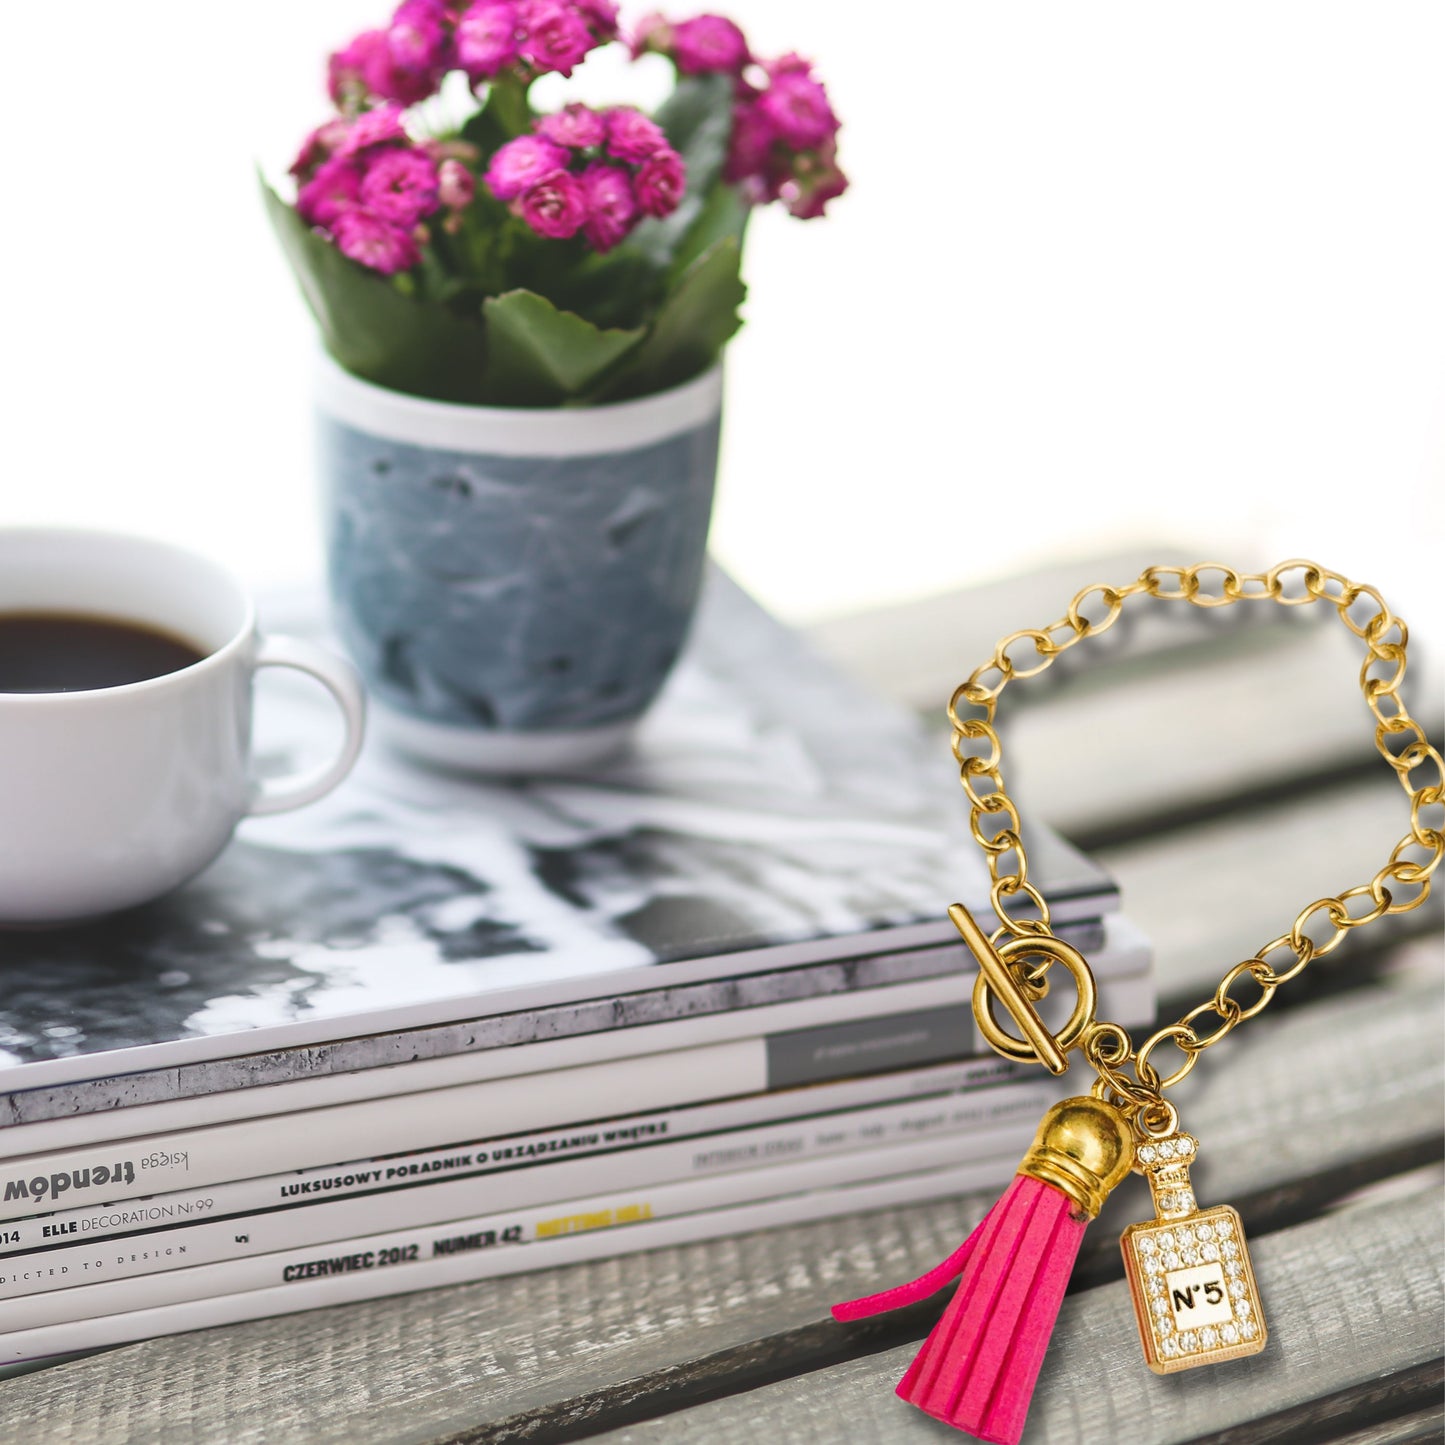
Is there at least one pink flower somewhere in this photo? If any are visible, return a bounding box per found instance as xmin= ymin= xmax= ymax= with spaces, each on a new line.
xmin=669 ymin=15 xmax=748 ymax=74
xmin=329 ymin=26 xmax=440 ymax=106
xmin=758 ymin=71 xmax=838 ymax=150
xmin=328 ymin=30 xmax=389 ymax=106
xmin=633 ymin=146 xmax=686 ymax=217
xmin=538 ymin=102 xmax=608 ymax=150
xmin=438 ymin=157 xmax=477 ymax=210
xmin=376 ymin=66 xmax=440 ymax=105
xmin=291 ymin=118 xmax=351 ymax=178
xmin=483 ymin=134 xmax=571 ymax=200
xmin=580 ymin=162 xmax=638 ymax=252
xmin=518 ymin=1 xmax=597 ymax=76
xmin=574 ymin=0 xmax=620 ymax=36
xmin=606 ymin=106 xmax=667 ymax=163
xmin=784 ymin=159 xmax=848 ymax=219
xmin=456 ymin=1 xmax=520 ymax=80
xmin=332 ymin=210 xmax=420 ymax=273
xmin=628 ymin=11 xmax=670 ymax=58
xmin=297 ymin=156 xmax=365 ymax=227
xmin=516 ymin=168 xmax=590 ymax=238
xmin=765 ymin=51 xmax=813 ymax=80
xmin=722 ymin=99 xmax=774 ymax=187
xmin=387 ymin=0 xmax=450 ymax=76
xmin=336 ymin=103 xmax=409 ymax=157
xmin=360 ymin=148 xmax=441 ymax=227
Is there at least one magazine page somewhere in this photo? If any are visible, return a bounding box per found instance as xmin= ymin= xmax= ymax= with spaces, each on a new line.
xmin=0 ymin=572 xmax=1117 ymax=1087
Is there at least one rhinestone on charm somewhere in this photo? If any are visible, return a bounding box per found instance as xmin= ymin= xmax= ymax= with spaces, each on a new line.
xmin=1120 ymin=1130 xmax=1267 ymax=1374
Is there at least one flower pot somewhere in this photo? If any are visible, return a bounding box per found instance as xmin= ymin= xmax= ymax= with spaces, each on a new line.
xmin=316 ymin=355 xmax=723 ymax=774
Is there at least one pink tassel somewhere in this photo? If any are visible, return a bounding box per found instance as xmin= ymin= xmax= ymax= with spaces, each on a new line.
xmin=832 ymin=1098 xmax=1134 ymax=1445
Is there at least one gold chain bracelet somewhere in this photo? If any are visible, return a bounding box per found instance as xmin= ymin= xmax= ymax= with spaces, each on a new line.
xmin=835 ymin=559 xmax=1442 ymax=1427
xmin=946 ymin=559 xmax=1443 ymax=1133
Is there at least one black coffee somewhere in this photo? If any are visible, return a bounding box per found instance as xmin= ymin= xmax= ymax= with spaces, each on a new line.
xmin=0 ymin=612 xmax=207 ymax=693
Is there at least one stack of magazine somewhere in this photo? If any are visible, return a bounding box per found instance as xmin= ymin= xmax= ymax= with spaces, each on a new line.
xmin=0 ymin=574 xmax=1154 ymax=1364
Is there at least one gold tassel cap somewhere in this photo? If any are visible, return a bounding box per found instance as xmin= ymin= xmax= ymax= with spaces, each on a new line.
xmin=1019 ymin=1096 xmax=1134 ymax=1219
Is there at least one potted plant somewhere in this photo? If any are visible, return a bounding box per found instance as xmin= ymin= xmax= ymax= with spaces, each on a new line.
xmin=267 ymin=2 xmax=846 ymax=773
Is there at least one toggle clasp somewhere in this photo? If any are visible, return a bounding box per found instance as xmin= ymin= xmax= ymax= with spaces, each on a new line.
xmin=949 ymin=903 xmax=1098 ymax=1075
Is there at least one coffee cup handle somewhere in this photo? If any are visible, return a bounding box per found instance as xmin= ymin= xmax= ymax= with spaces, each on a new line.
xmin=248 ymin=636 xmax=368 ymax=817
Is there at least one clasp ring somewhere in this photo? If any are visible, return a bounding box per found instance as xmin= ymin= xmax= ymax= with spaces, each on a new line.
xmin=949 ymin=903 xmax=1098 ymax=1075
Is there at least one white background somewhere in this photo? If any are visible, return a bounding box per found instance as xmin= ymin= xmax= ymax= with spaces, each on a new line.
xmin=5 ymin=3 xmax=1443 ymax=630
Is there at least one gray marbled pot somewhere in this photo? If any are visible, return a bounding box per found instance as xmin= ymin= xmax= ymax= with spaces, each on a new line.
xmin=316 ymin=356 xmax=723 ymax=773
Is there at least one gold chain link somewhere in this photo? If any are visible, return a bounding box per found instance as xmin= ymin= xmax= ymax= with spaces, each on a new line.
xmin=949 ymin=560 xmax=1444 ymax=1112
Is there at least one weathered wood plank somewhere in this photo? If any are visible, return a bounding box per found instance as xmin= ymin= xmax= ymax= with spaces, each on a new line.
xmin=1179 ymin=1358 xmax=1444 ymax=1445
xmin=1316 ymin=1400 xmax=1445 ymax=1445
xmin=807 ymin=548 xmax=1249 ymax=713
xmin=1096 ymin=777 xmax=1442 ymax=1003
xmin=816 ymin=562 xmax=1445 ymax=1002
xmin=6 ymin=960 xmax=1436 ymax=1445
xmin=810 ymin=561 xmax=1444 ymax=845
xmin=386 ymin=1153 xmax=1445 ymax=1445
xmin=578 ymin=1182 xmax=1443 ymax=1445
xmin=994 ymin=617 xmax=1442 ymax=848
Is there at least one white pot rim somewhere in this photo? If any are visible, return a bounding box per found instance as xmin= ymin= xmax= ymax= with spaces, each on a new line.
xmin=315 ymin=350 xmax=723 ymax=458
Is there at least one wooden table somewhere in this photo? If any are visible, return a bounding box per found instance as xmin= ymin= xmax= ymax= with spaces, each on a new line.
xmin=7 ymin=555 xmax=1442 ymax=1444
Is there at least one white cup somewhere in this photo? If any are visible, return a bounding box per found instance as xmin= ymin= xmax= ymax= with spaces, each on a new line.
xmin=0 ymin=529 xmax=366 ymax=926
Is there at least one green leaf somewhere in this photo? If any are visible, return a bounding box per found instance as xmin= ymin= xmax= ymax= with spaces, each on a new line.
xmin=261 ymin=178 xmax=489 ymax=404
xmin=597 ymin=237 xmax=745 ymax=402
xmin=479 ymin=289 xmax=644 ymax=406
xmin=625 ymin=74 xmax=736 ymax=269
xmin=533 ymin=247 xmax=665 ymax=331
xmin=428 ymin=186 xmax=530 ymax=302
xmin=656 ymin=72 xmax=734 ymax=190
xmin=460 ymin=74 xmax=534 ymax=153
xmin=666 ymin=179 xmax=748 ymax=286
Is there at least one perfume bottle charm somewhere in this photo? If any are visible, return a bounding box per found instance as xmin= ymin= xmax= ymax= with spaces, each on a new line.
xmin=1120 ymin=1129 xmax=1268 ymax=1373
